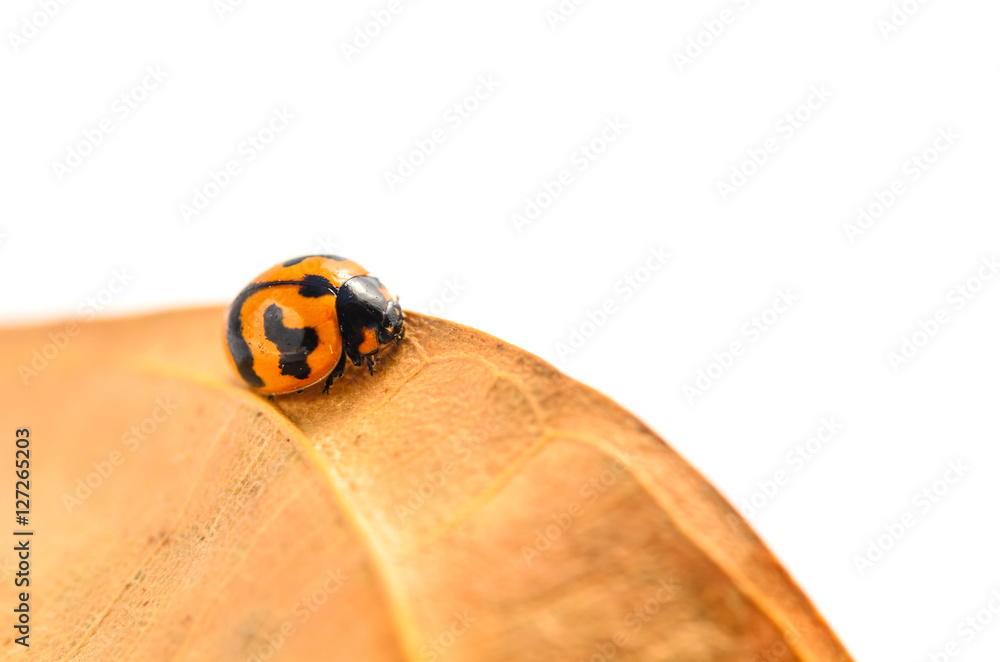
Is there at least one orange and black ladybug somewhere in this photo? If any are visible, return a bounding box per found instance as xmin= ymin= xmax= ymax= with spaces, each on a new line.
xmin=224 ymin=255 xmax=404 ymax=395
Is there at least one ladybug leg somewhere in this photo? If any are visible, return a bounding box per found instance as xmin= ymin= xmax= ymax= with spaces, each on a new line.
xmin=267 ymin=395 xmax=275 ymax=402
xmin=331 ymin=349 xmax=347 ymax=379
xmin=323 ymin=351 xmax=347 ymax=395
xmin=365 ymin=354 xmax=378 ymax=376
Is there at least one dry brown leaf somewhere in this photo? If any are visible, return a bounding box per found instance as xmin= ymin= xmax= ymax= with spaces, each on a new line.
xmin=0 ymin=308 xmax=852 ymax=661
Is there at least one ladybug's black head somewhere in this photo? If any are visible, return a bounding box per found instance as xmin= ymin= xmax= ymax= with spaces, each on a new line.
xmin=336 ymin=276 xmax=406 ymax=364
xmin=379 ymin=299 xmax=405 ymax=345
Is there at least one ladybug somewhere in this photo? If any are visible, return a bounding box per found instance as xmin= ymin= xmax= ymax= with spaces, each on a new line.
xmin=224 ymin=254 xmax=405 ymax=395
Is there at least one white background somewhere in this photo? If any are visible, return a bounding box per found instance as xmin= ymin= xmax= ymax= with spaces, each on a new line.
xmin=3 ymin=0 xmax=1000 ymax=659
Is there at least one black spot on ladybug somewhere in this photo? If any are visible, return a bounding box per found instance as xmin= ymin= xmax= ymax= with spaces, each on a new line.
xmin=282 ymin=254 xmax=347 ymax=267
xmin=298 ymin=274 xmax=336 ymax=298
xmin=263 ymin=304 xmax=318 ymax=380
xmin=226 ymin=292 xmax=265 ymax=388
